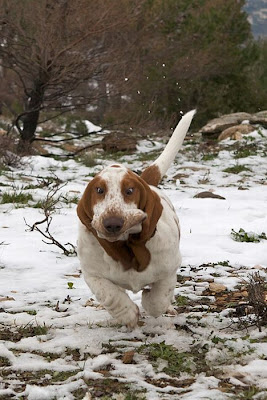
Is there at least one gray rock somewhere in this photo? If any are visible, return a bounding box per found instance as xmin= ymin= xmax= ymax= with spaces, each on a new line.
xmin=250 ymin=111 xmax=267 ymax=128
xmin=200 ymin=111 xmax=267 ymax=136
xmin=201 ymin=113 xmax=252 ymax=135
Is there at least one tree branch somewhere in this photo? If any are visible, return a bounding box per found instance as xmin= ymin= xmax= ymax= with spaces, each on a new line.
xmin=24 ymin=182 xmax=77 ymax=256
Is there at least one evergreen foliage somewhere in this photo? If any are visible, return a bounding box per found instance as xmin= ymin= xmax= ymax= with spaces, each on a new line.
xmin=130 ymin=0 xmax=266 ymax=127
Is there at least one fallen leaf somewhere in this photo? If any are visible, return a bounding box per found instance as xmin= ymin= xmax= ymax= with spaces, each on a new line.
xmin=122 ymin=350 xmax=135 ymax=364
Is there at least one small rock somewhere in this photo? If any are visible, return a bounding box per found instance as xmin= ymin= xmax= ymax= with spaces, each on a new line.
xmin=194 ymin=191 xmax=225 ymax=200
xmin=173 ymin=173 xmax=190 ymax=180
xmin=201 ymin=113 xmax=252 ymax=135
xmin=232 ymin=132 xmax=243 ymax=140
xmin=250 ymin=110 xmax=267 ymax=128
xmin=232 ymin=290 xmax=248 ymax=298
xmin=200 ymin=111 xmax=267 ymax=137
xmin=0 ymin=296 xmax=15 ymax=302
xmin=82 ymin=393 xmax=92 ymax=400
xmin=177 ymin=166 xmax=208 ymax=172
xmin=209 ymin=283 xmax=227 ymax=293
xmin=253 ymin=264 xmax=265 ymax=270
xmin=218 ymin=124 xmax=254 ymax=141
xmin=206 ymin=278 xmax=215 ymax=283
xmin=102 ymin=132 xmax=137 ymax=152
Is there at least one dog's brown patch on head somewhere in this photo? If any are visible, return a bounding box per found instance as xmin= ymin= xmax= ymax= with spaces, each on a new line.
xmin=77 ymin=176 xmax=107 ymax=231
xmin=111 ymin=164 xmax=121 ymax=168
xmin=121 ymin=171 xmax=141 ymax=206
xmin=140 ymin=164 xmax=161 ymax=187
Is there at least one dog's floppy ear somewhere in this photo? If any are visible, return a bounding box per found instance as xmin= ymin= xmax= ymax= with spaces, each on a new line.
xmin=77 ymin=180 xmax=94 ymax=232
xmin=77 ymin=175 xmax=106 ymax=232
xmin=125 ymin=170 xmax=163 ymax=243
xmin=138 ymin=178 xmax=163 ymax=242
xmin=128 ymin=174 xmax=163 ymax=271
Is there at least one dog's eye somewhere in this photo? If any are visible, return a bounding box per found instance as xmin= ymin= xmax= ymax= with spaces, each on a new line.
xmin=96 ymin=187 xmax=104 ymax=194
xmin=125 ymin=188 xmax=134 ymax=195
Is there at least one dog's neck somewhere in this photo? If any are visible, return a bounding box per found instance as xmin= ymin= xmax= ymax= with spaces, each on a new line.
xmin=90 ymin=227 xmax=153 ymax=272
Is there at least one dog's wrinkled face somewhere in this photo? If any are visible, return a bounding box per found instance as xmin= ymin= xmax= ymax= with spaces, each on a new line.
xmin=89 ymin=165 xmax=147 ymax=242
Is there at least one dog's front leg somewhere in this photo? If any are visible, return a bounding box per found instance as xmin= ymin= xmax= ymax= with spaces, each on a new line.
xmin=142 ymin=273 xmax=177 ymax=317
xmin=85 ymin=276 xmax=139 ymax=329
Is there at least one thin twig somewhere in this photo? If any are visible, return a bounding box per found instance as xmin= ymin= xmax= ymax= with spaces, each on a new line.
xmin=24 ymin=181 xmax=77 ymax=256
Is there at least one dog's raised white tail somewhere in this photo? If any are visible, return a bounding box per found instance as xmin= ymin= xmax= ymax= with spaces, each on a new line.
xmin=141 ymin=110 xmax=196 ymax=186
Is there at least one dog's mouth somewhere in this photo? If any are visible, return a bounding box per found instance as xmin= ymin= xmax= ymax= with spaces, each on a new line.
xmin=92 ymin=210 xmax=147 ymax=242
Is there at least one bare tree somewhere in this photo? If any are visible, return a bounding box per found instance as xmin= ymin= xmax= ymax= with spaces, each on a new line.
xmin=0 ymin=0 xmax=142 ymax=149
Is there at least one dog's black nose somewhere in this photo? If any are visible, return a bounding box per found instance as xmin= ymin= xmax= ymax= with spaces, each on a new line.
xmin=103 ymin=217 xmax=124 ymax=234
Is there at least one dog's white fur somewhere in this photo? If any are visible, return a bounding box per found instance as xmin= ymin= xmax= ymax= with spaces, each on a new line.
xmin=77 ymin=110 xmax=195 ymax=328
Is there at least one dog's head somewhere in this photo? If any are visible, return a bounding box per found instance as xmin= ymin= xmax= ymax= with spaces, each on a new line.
xmin=77 ymin=164 xmax=162 ymax=244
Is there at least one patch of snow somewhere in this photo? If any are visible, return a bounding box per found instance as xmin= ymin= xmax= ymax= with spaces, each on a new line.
xmin=0 ymin=126 xmax=266 ymax=398
xmin=84 ymin=120 xmax=102 ymax=133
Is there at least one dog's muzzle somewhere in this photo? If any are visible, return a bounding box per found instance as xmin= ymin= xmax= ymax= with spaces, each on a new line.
xmin=92 ymin=209 xmax=147 ymax=242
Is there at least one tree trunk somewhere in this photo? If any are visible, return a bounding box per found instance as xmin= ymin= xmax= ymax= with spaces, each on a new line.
xmin=21 ymin=109 xmax=40 ymax=142
xmin=18 ymin=81 xmax=45 ymax=152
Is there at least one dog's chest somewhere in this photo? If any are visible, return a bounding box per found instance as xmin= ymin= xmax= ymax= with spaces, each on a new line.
xmin=78 ymin=203 xmax=181 ymax=293
xmin=78 ymin=229 xmax=167 ymax=292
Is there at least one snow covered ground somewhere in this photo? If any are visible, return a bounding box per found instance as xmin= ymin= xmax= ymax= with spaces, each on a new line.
xmin=0 ymin=125 xmax=266 ymax=399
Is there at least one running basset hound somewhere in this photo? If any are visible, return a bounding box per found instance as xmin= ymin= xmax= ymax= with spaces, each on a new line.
xmin=77 ymin=110 xmax=195 ymax=328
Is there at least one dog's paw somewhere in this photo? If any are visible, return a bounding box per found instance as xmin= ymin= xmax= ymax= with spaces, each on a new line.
xmin=165 ymin=305 xmax=178 ymax=316
xmin=142 ymin=289 xmax=170 ymax=318
xmin=126 ymin=304 xmax=140 ymax=330
xmin=117 ymin=303 xmax=139 ymax=330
